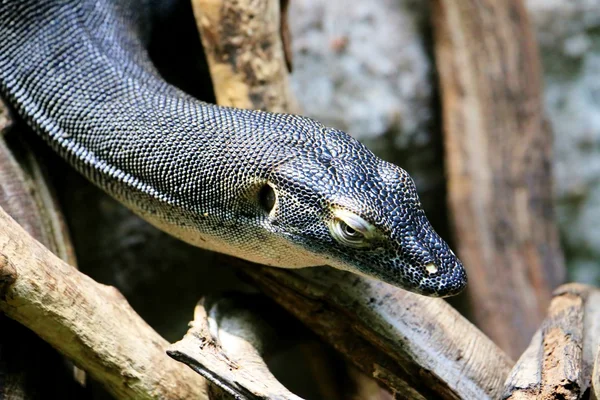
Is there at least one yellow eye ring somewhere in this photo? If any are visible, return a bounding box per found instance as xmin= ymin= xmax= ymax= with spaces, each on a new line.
xmin=328 ymin=208 xmax=379 ymax=248
xmin=330 ymin=218 xmax=368 ymax=247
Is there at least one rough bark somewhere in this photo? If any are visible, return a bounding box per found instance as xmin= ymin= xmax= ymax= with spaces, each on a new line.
xmin=431 ymin=0 xmax=566 ymax=357
xmin=0 ymin=101 xmax=83 ymax=399
xmin=168 ymin=296 xmax=303 ymax=400
xmin=0 ymin=206 xmax=208 ymax=400
xmin=503 ymin=283 xmax=600 ymax=399
xmin=241 ymin=264 xmax=513 ymax=399
xmin=191 ymin=0 xmax=298 ymax=113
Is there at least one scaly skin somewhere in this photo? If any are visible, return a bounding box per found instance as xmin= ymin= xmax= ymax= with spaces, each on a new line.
xmin=0 ymin=0 xmax=467 ymax=296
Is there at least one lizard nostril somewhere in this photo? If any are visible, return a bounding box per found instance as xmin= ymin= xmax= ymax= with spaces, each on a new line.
xmin=425 ymin=263 xmax=438 ymax=274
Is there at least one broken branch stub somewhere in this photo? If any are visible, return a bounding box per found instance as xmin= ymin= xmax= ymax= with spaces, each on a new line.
xmin=168 ymin=296 xmax=303 ymax=400
xmin=503 ymin=283 xmax=600 ymax=399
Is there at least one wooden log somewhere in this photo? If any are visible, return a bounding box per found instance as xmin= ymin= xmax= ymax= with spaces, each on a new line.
xmin=240 ymin=264 xmax=513 ymax=399
xmin=191 ymin=0 xmax=298 ymax=113
xmin=0 ymin=206 xmax=209 ymax=400
xmin=431 ymin=0 xmax=566 ymax=357
xmin=503 ymin=283 xmax=600 ymax=399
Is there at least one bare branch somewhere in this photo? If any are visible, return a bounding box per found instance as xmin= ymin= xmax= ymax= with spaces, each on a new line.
xmin=239 ymin=263 xmax=513 ymax=399
xmin=191 ymin=0 xmax=298 ymax=113
xmin=0 ymin=106 xmax=85 ymax=398
xmin=0 ymin=206 xmax=208 ymax=400
xmin=503 ymin=284 xmax=600 ymax=399
xmin=169 ymin=296 xmax=303 ymax=400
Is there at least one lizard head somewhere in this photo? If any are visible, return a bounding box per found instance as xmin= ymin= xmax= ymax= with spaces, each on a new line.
xmin=255 ymin=125 xmax=467 ymax=298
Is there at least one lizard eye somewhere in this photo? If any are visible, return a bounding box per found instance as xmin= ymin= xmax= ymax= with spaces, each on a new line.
xmin=342 ymin=223 xmax=359 ymax=237
xmin=328 ymin=209 xmax=376 ymax=248
xmin=330 ymin=219 xmax=366 ymax=247
xmin=258 ymin=183 xmax=277 ymax=214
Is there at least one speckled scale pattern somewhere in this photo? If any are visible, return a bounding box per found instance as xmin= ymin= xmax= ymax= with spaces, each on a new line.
xmin=0 ymin=0 xmax=467 ymax=296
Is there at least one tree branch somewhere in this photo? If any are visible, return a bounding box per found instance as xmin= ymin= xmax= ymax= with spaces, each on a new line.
xmin=0 ymin=206 xmax=208 ymax=400
xmin=168 ymin=296 xmax=303 ymax=400
xmin=191 ymin=0 xmax=298 ymax=113
xmin=0 ymin=102 xmax=84 ymax=398
xmin=240 ymin=264 xmax=513 ymax=399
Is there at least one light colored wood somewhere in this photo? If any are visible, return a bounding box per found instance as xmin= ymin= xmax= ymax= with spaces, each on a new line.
xmin=0 ymin=100 xmax=83 ymax=398
xmin=0 ymin=207 xmax=208 ymax=400
xmin=239 ymin=264 xmax=514 ymax=399
xmin=503 ymin=283 xmax=600 ymax=399
xmin=431 ymin=0 xmax=566 ymax=357
xmin=191 ymin=0 xmax=298 ymax=113
xmin=169 ymin=296 xmax=303 ymax=400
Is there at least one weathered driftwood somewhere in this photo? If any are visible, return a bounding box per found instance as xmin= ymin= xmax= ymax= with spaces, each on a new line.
xmin=0 ymin=206 xmax=209 ymax=400
xmin=0 ymin=101 xmax=84 ymax=398
xmin=503 ymin=283 xmax=600 ymax=399
xmin=189 ymin=0 xmax=514 ymax=398
xmin=241 ymin=264 xmax=513 ymax=399
xmin=168 ymin=296 xmax=303 ymax=400
xmin=170 ymin=294 xmax=386 ymax=400
xmin=431 ymin=0 xmax=566 ymax=357
xmin=191 ymin=0 xmax=298 ymax=113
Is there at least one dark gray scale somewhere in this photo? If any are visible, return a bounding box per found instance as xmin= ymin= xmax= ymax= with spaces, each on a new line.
xmin=0 ymin=0 xmax=467 ymax=297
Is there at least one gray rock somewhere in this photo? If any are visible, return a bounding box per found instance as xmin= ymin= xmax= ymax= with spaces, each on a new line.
xmin=289 ymin=0 xmax=430 ymax=145
xmin=527 ymin=0 xmax=600 ymax=285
